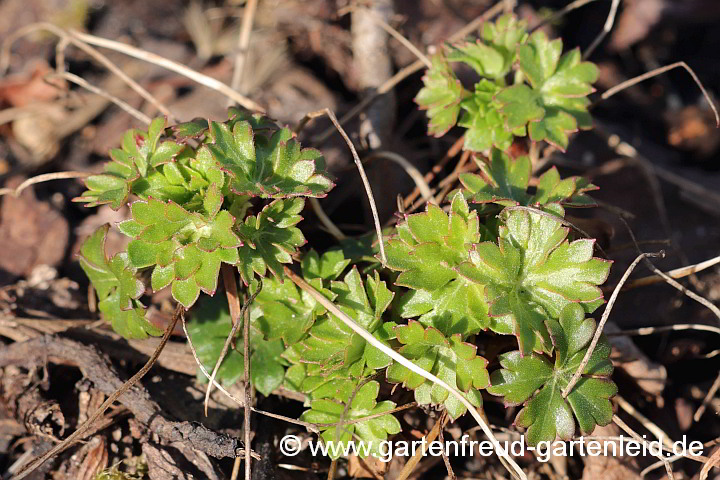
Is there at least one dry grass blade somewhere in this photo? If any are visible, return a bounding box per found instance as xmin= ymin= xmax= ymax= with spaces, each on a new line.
xmin=396 ymin=413 xmax=449 ymax=480
xmin=613 ymin=415 xmax=675 ymax=480
xmin=14 ymin=304 xmax=183 ymax=480
xmin=700 ymin=439 xmax=720 ymax=480
xmin=70 ymin=29 xmax=264 ymax=113
xmin=365 ymin=151 xmax=437 ymax=205
xmin=562 ymin=252 xmax=664 ymax=398
xmin=600 ymin=62 xmax=720 ymax=127
xmin=47 ymin=72 xmax=152 ymax=125
xmin=694 ymin=372 xmax=720 ymax=423
xmin=1 ymin=22 xmax=174 ymax=121
xmin=310 ymin=198 xmax=346 ymax=241
xmin=241 ymin=282 xmax=253 ymax=480
xmin=297 ymin=108 xmax=387 ymax=264
xmin=228 ymin=0 xmax=258 ymax=106
xmin=606 ymin=323 xmax=720 ymax=337
xmin=615 ymin=395 xmax=673 ymax=448
xmin=619 ymin=217 xmax=720 ymax=322
xmin=181 ymin=310 xmax=319 ymax=434
xmin=622 ymin=254 xmax=720 ymax=289
xmin=529 ymin=0 xmax=597 ymax=32
xmin=283 ymin=266 xmax=527 ymax=480
xmin=582 ymin=0 xmax=620 ymax=59
xmin=0 ymin=171 xmax=89 ymax=197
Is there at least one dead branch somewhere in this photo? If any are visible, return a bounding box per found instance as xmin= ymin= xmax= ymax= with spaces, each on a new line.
xmin=0 ymin=334 xmax=254 ymax=465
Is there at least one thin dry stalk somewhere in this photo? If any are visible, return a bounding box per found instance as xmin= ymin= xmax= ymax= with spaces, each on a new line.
xmin=396 ymin=413 xmax=449 ymax=480
xmin=338 ymin=5 xmax=431 ymax=68
xmin=562 ymin=252 xmax=663 ymax=398
xmin=14 ymin=305 xmax=183 ymax=480
xmin=298 ymin=108 xmax=387 ymax=264
xmin=312 ymin=1 xmax=508 ymax=144
xmin=310 ymin=198 xmax=346 ymax=241
xmin=613 ymin=415 xmax=675 ymax=480
xmin=606 ymin=323 xmax=720 ymax=337
xmin=365 ymin=151 xmax=437 ymax=204
xmin=623 ymin=254 xmax=720 ymax=289
xmin=203 ymin=278 xmax=261 ymax=416
xmin=583 ymin=0 xmax=620 ymax=59
xmin=403 ymin=135 xmax=465 ymax=209
xmin=530 ymin=0 xmax=597 ymax=32
xmin=600 ymin=62 xmax=719 ymax=127
xmin=70 ymin=29 xmax=264 ymax=112
xmin=694 ymin=372 xmax=720 ymax=422
xmin=283 ymin=266 xmax=527 ymax=480
xmin=241 ymin=297 xmax=252 ymax=480
xmin=619 ymin=217 xmax=720 ymax=322
xmin=700 ymin=444 xmax=720 ymax=480
xmin=615 ymin=395 xmax=673 ymax=449
xmin=48 ymin=72 xmax=152 ymax=124
xmin=228 ymin=0 xmax=258 ymax=104
xmin=0 ymin=22 xmax=175 ymax=121
xmin=181 ymin=311 xmax=320 ymax=434
xmin=0 ymin=171 xmax=89 ymax=198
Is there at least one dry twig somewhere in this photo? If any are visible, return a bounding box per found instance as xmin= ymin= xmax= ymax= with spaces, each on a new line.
xmin=562 ymin=252 xmax=663 ymax=398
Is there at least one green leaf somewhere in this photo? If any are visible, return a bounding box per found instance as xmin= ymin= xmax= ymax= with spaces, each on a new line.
xmin=236 ymin=198 xmax=306 ymax=285
xmin=289 ymin=269 xmax=395 ymax=377
xmin=532 ymin=167 xmax=598 ymax=207
xmin=300 ymin=381 xmax=401 ymax=459
xmin=458 ymin=80 xmax=518 ymax=152
xmin=487 ymin=303 xmax=617 ymax=445
xmin=206 ymin=120 xmax=333 ymax=198
xmin=78 ymin=225 xmax=161 ymax=339
xmin=251 ymin=274 xmax=329 ymax=346
xmin=460 ymin=149 xmax=597 ymax=207
xmin=188 ymin=294 xmax=287 ymax=396
xmin=448 ymin=14 xmax=528 ymax=80
xmin=496 ymin=32 xmax=598 ymax=150
xmin=459 ymin=148 xmax=531 ymax=206
xmin=302 ymin=249 xmax=351 ymax=282
xmin=120 ymin=195 xmax=241 ymax=308
xmin=74 ymin=118 xmax=186 ymax=209
xmin=386 ymin=322 xmax=489 ymax=419
xmin=385 ymin=193 xmax=490 ymax=336
xmin=415 ymin=54 xmax=467 ymax=137
xmin=171 ymin=118 xmax=209 ymax=141
xmin=456 ymin=207 xmax=611 ymax=354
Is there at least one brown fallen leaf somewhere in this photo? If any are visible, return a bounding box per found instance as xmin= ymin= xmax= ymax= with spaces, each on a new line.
xmin=0 ymin=176 xmax=69 ymax=278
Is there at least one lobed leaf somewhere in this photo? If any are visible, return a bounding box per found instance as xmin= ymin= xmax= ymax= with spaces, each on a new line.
xmin=456 ymin=207 xmax=611 ymax=355
xmin=188 ymin=294 xmax=287 ymax=396
xmin=206 ymin=120 xmax=333 ymax=198
xmin=460 ymin=148 xmax=598 ymax=207
xmin=386 ymin=321 xmax=489 ymax=419
xmin=236 ymin=198 xmax=307 ymax=285
xmin=415 ymin=54 xmax=467 ymax=137
xmin=300 ymin=381 xmax=401 ymax=459
xmin=496 ymin=32 xmax=598 ymax=150
xmin=78 ymin=225 xmax=161 ymax=339
xmin=384 ymin=193 xmax=490 ymax=336
xmin=488 ymin=303 xmax=617 ymax=445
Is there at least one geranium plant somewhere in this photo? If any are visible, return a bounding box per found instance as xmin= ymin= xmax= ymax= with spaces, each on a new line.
xmin=76 ymin=14 xmax=616 ymax=460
